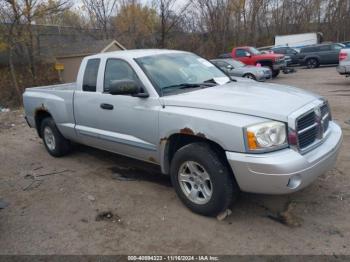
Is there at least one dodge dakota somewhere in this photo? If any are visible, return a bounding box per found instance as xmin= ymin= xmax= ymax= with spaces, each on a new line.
xmin=23 ymin=50 xmax=342 ymax=216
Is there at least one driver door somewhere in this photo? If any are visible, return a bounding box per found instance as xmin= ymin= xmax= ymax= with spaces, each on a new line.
xmin=74 ymin=58 xmax=160 ymax=162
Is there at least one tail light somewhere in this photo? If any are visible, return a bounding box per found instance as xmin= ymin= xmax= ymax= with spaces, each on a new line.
xmin=339 ymin=51 xmax=348 ymax=61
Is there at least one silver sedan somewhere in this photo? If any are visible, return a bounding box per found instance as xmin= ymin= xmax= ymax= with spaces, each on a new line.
xmin=211 ymin=58 xmax=272 ymax=81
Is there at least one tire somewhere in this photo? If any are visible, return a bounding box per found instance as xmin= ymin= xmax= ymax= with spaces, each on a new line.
xmin=170 ymin=142 xmax=239 ymax=216
xmin=306 ymin=58 xmax=319 ymax=69
xmin=243 ymin=73 xmax=256 ymax=80
xmin=272 ymin=69 xmax=280 ymax=78
xmin=40 ymin=117 xmax=71 ymax=157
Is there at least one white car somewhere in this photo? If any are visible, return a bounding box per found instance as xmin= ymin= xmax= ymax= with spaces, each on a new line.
xmin=337 ymin=49 xmax=350 ymax=77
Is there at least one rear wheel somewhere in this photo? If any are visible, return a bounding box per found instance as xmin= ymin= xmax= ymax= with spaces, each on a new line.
xmin=243 ymin=73 xmax=256 ymax=80
xmin=40 ymin=117 xmax=71 ymax=157
xmin=306 ymin=58 xmax=319 ymax=69
xmin=170 ymin=143 xmax=239 ymax=216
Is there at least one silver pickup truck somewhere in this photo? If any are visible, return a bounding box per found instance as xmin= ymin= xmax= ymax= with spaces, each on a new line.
xmin=23 ymin=49 xmax=342 ymax=216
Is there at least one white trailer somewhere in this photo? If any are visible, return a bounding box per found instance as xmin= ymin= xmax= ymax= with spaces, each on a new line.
xmin=275 ymin=32 xmax=323 ymax=48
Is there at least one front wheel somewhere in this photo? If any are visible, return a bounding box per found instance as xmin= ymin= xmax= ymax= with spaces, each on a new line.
xmin=243 ymin=73 xmax=256 ymax=80
xmin=40 ymin=117 xmax=71 ymax=157
xmin=170 ymin=143 xmax=239 ymax=216
xmin=306 ymin=58 xmax=319 ymax=69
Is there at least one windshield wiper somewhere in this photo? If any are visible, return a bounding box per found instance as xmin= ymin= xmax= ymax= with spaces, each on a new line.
xmin=162 ymin=79 xmax=227 ymax=93
xmin=162 ymin=83 xmax=202 ymax=90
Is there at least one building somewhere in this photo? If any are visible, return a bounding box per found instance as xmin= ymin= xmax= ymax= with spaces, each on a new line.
xmin=52 ymin=39 xmax=126 ymax=82
xmin=0 ymin=24 xmax=126 ymax=83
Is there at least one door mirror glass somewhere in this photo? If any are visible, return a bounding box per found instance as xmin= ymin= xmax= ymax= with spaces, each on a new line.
xmin=109 ymin=80 xmax=141 ymax=95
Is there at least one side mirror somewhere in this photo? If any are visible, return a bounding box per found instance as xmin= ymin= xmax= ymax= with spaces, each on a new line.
xmin=245 ymin=52 xmax=252 ymax=57
xmin=109 ymin=79 xmax=147 ymax=97
xmin=226 ymin=65 xmax=233 ymax=70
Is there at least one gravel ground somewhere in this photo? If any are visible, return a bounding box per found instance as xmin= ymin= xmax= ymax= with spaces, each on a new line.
xmin=0 ymin=66 xmax=349 ymax=255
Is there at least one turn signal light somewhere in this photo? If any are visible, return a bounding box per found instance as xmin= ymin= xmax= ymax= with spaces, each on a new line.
xmin=247 ymin=131 xmax=258 ymax=150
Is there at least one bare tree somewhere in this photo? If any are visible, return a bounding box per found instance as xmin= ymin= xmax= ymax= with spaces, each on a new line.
xmin=82 ymin=0 xmax=118 ymax=39
xmin=0 ymin=0 xmax=71 ymax=103
xmin=153 ymin=0 xmax=193 ymax=48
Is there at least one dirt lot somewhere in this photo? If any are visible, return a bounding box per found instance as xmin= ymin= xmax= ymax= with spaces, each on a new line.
xmin=0 ymin=66 xmax=349 ymax=255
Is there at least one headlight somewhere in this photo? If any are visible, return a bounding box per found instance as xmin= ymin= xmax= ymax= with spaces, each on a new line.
xmin=244 ymin=121 xmax=287 ymax=152
xmin=257 ymin=70 xmax=265 ymax=75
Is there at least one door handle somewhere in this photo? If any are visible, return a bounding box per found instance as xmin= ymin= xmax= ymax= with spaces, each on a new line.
xmin=100 ymin=103 xmax=114 ymax=110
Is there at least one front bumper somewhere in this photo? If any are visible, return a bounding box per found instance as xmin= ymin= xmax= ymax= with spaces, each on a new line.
xmin=256 ymin=73 xmax=272 ymax=81
xmin=226 ymin=122 xmax=342 ymax=194
xmin=272 ymin=60 xmax=287 ymax=70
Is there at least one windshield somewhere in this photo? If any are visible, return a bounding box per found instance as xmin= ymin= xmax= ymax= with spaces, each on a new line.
xmin=230 ymin=60 xmax=245 ymax=68
xmin=135 ymin=53 xmax=230 ymax=95
xmin=248 ymin=47 xmax=261 ymax=55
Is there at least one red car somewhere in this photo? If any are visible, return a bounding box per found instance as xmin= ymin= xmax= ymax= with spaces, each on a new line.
xmin=231 ymin=46 xmax=286 ymax=77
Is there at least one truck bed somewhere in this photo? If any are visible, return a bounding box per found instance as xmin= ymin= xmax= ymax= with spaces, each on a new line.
xmin=27 ymin=82 xmax=76 ymax=91
xmin=23 ymin=82 xmax=77 ymax=141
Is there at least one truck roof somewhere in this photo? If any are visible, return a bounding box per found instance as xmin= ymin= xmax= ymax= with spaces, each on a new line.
xmin=232 ymin=46 xmax=251 ymax=49
xmin=86 ymin=49 xmax=188 ymax=60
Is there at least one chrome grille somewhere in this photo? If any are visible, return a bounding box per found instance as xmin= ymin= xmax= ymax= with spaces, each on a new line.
xmin=296 ymin=103 xmax=331 ymax=151
xmin=298 ymin=125 xmax=318 ymax=148
xmin=297 ymin=111 xmax=315 ymax=130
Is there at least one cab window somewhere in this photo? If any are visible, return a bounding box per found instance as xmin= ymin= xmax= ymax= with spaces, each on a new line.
xmin=104 ymin=59 xmax=140 ymax=93
xmin=236 ymin=49 xmax=249 ymax=57
xmin=82 ymin=59 xmax=100 ymax=92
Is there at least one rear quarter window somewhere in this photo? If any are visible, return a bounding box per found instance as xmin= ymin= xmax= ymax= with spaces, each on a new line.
xmin=301 ymin=47 xmax=318 ymax=53
xmin=82 ymin=59 xmax=100 ymax=92
xmin=319 ymin=45 xmax=331 ymax=51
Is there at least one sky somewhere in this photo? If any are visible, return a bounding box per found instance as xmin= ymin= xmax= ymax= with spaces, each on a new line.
xmin=141 ymin=0 xmax=188 ymax=7
xmin=75 ymin=0 xmax=189 ymax=12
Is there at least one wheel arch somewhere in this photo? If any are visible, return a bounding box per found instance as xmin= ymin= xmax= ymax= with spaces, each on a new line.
xmin=35 ymin=109 xmax=53 ymax=138
xmin=305 ymin=56 xmax=320 ymax=63
xmin=160 ymin=132 xmax=231 ymax=176
xmin=256 ymin=60 xmax=273 ymax=66
xmin=242 ymin=73 xmax=256 ymax=79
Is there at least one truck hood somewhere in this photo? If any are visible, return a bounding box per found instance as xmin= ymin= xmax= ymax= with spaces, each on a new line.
xmin=161 ymin=82 xmax=320 ymax=122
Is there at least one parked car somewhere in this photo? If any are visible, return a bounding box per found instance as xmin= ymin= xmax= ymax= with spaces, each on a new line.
xmin=298 ymin=43 xmax=343 ymax=68
xmin=23 ymin=49 xmax=342 ymax=217
xmin=271 ymin=46 xmax=300 ymax=65
xmin=337 ymin=49 xmax=350 ymax=77
xmin=341 ymin=41 xmax=350 ymax=48
xmin=218 ymin=53 xmax=232 ymax=59
xmin=210 ymin=58 xmax=272 ymax=81
xmin=231 ymin=46 xmax=286 ymax=77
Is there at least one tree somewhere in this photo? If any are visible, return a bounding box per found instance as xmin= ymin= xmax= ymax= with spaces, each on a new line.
xmin=0 ymin=0 xmax=71 ymax=104
xmin=82 ymin=0 xmax=117 ymax=39
xmin=153 ymin=0 xmax=193 ymax=48
xmin=114 ymin=0 xmax=158 ymax=48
